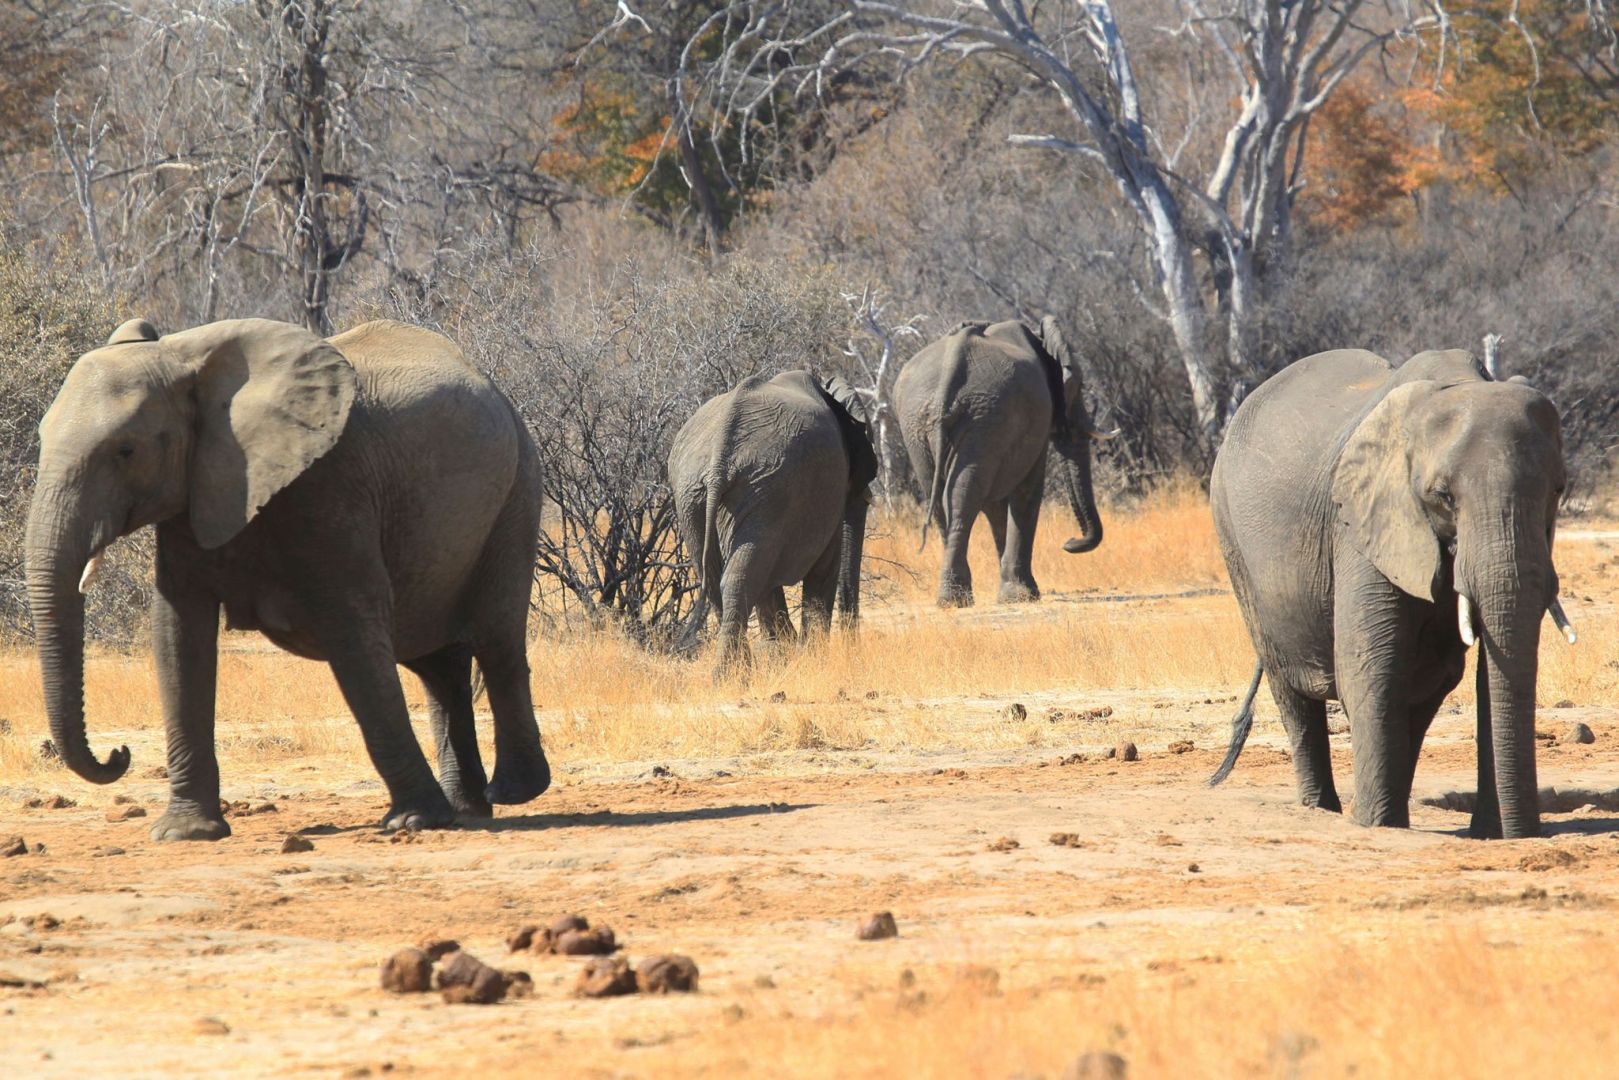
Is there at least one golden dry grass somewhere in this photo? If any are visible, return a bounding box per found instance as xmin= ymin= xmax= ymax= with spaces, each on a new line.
xmin=1 ymin=481 xmax=1615 ymax=783
xmin=675 ymin=926 xmax=1619 ymax=1078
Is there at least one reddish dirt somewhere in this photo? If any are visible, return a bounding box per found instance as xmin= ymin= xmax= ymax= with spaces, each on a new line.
xmin=4 ymin=713 xmax=1619 ymax=1076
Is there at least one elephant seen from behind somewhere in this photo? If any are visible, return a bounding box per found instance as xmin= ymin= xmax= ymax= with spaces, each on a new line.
xmin=669 ymin=371 xmax=876 ymax=674
xmin=1210 ymin=347 xmax=1573 ymax=839
xmin=27 ymin=317 xmax=551 ymax=840
xmin=892 ymin=317 xmax=1113 ymax=607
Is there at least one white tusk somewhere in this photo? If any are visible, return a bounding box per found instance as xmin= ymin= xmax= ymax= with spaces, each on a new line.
xmin=1088 ymin=427 xmax=1122 ymax=442
xmin=1457 ymin=592 xmax=1476 ymax=648
xmin=1548 ymin=596 xmax=1577 ymax=645
xmin=78 ymin=552 xmax=104 ymax=595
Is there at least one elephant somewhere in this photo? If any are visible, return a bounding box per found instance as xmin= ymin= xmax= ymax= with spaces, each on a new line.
xmin=25 ymin=317 xmax=552 ymax=841
xmin=668 ymin=370 xmax=876 ymax=673
xmin=892 ymin=317 xmax=1113 ymax=607
xmin=1209 ymin=347 xmax=1573 ymax=839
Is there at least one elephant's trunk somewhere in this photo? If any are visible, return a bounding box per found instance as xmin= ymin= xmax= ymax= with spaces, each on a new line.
xmin=1055 ymin=433 xmax=1103 ymax=555
xmin=1459 ymin=519 xmax=1548 ymax=840
xmin=23 ymin=490 xmax=131 ymax=785
xmin=836 ymin=498 xmax=869 ymax=626
xmin=1473 ymin=576 xmax=1544 ymax=839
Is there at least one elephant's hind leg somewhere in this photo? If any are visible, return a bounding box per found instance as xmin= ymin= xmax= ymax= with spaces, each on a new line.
xmin=1271 ymin=681 xmax=1341 ymax=812
xmin=473 ymin=636 xmax=551 ymax=806
xmin=801 ymin=535 xmax=842 ymax=640
xmin=404 ymin=645 xmax=491 ymax=818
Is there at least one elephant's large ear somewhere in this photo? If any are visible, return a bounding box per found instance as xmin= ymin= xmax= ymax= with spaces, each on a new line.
xmin=164 ymin=319 xmax=357 ymax=549
xmin=1331 ymin=381 xmax=1441 ymax=601
xmin=818 ymin=375 xmax=878 ymax=494
xmin=1036 ymin=316 xmax=1076 ymax=436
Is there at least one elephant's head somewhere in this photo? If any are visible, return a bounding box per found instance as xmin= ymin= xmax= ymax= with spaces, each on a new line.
xmin=1035 ymin=316 xmax=1115 ymax=555
xmin=1332 ymin=362 xmax=1566 ymax=838
xmin=817 ymin=375 xmax=878 ymax=624
xmin=25 ymin=317 xmax=356 ymax=785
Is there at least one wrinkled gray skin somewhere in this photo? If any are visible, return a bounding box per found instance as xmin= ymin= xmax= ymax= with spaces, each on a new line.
xmin=1210 ymin=348 xmax=1566 ymax=839
xmin=892 ymin=317 xmax=1107 ymax=606
xmin=26 ymin=318 xmax=550 ymax=841
xmin=669 ymin=371 xmax=877 ymax=674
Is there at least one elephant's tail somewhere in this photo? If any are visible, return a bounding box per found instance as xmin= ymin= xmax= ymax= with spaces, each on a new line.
xmin=699 ymin=478 xmax=724 ymax=615
xmin=1208 ymin=659 xmax=1264 ymax=786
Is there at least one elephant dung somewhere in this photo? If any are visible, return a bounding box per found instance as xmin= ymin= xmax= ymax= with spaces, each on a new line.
xmin=280 ymin=835 xmax=314 ymax=854
xmin=636 ymin=954 xmax=700 ymax=994
xmin=506 ymin=924 xmax=540 ymax=952
xmin=575 ymin=956 xmax=637 ymax=998
xmin=503 ymin=970 xmax=534 ymax=999
xmin=857 ymin=912 xmax=899 ymax=941
xmin=2 ymin=836 xmax=27 ymax=857
xmin=1114 ymin=741 xmax=1139 ymax=762
xmin=1167 ymin=740 xmax=1194 ymax=754
xmin=379 ymin=949 xmax=434 ymax=994
xmin=436 ymin=950 xmax=509 ymax=1004
xmin=1002 ymin=703 xmax=1028 ymax=721
xmin=554 ymin=927 xmax=618 ymax=956
xmin=104 ymin=805 xmax=147 ymax=822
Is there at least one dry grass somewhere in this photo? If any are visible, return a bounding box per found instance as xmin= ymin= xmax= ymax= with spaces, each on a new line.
xmin=1 ymin=482 xmax=1616 ymax=784
xmin=674 ymin=925 xmax=1618 ymax=1078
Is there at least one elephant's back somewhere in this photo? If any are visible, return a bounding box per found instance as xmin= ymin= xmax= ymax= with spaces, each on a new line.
xmin=1213 ymin=349 xmax=1393 ymax=694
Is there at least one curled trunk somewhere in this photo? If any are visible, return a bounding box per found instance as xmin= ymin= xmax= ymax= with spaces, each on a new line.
xmin=24 ymin=502 xmax=130 ymax=785
xmin=1054 ymin=434 xmax=1103 ymax=554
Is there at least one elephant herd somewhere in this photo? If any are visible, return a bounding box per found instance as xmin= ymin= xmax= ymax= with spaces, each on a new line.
xmin=24 ymin=314 xmax=1574 ymax=843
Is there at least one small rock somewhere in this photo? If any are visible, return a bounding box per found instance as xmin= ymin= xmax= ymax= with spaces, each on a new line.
xmin=380 ymin=949 xmax=433 ymax=993
xmin=1063 ymin=1051 xmax=1128 ymax=1080
xmin=636 ymin=954 xmax=700 ymax=994
xmin=436 ymin=950 xmax=509 ymax=1004
xmin=104 ymin=806 xmax=146 ymax=822
xmin=1002 ymin=703 xmax=1027 ymax=721
xmin=768 ymin=691 xmax=787 ymax=704
xmin=24 ymin=794 xmax=74 ymax=810
xmin=1079 ymin=705 xmax=1113 ymax=721
xmin=1049 ymin=833 xmax=1086 ymax=848
xmin=720 ymin=1003 xmax=747 ymax=1023
xmin=506 ymin=925 xmax=540 ymax=952
xmin=864 ymin=690 xmax=880 ymax=700
xmin=92 ymin=846 xmax=124 ymax=858
xmin=574 ymin=956 xmax=637 ymax=998
xmin=418 ymin=939 xmax=460 ymax=961
xmin=1554 ymin=699 xmax=1575 ymax=709
xmin=753 ymin=974 xmax=776 ymax=989
xmin=1563 ymin=722 xmax=1595 ymax=745
xmin=987 ymin=836 xmax=1020 ymax=853
xmin=145 ymin=766 xmax=168 ymax=779
xmin=857 ymin=912 xmax=898 ymax=941
xmin=1188 ymin=863 xmax=1201 ymax=873
xmin=1167 ymin=740 xmax=1194 ymax=754
xmin=648 ymin=765 xmax=673 ymax=779
xmin=554 ymin=927 xmax=618 ymax=956
xmin=2 ymin=836 xmax=26 ymax=858
xmin=1099 ymin=747 xmax=1117 ymax=760
xmin=281 ymin=835 xmax=314 ymax=854
xmin=31 ymin=842 xmax=44 ymax=855
xmin=1115 ymin=741 xmax=1139 ymax=762
xmin=192 ymin=1017 xmax=231 ymax=1036
xmin=897 ymin=969 xmax=916 ymax=989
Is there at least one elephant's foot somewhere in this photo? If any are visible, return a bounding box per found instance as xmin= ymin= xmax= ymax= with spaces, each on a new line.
xmin=936 ymin=586 xmax=974 ymax=608
xmin=1467 ymin=813 xmax=1504 ymax=840
xmin=1349 ymin=799 xmax=1410 ymax=829
xmin=380 ymin=788 xmax=457 ymax=832
xmin=445 ymin=786 xmax=494 ymax=819
xmin=997 ymin=580 xmax=1040 ymax=605
xmin=150 ymin=807 xmax=232 ymax=842
xmin=486 ymin=750 xmax=552 ymax=806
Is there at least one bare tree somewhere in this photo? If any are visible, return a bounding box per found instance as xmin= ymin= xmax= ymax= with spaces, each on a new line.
xmin=632 ymin=0 xmax=1453 ymax=440
xmin=840 ymin=285 xmax=921 ymax=511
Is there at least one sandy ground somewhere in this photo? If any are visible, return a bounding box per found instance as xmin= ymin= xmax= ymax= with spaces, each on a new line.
xmin=5 ymin=701 xmax=1619 ymax=1078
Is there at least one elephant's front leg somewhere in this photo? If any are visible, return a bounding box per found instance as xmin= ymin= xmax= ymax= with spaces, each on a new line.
xmin=318 ymin=612 xmax=455 ymax=831
xmin=1000 ymin=467 xmax=1045 ymax=603
xmin=1334 ymin=555 xmax=1421 ymax=828
xmin=149 ymin=552 xmax=230 ymax=842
